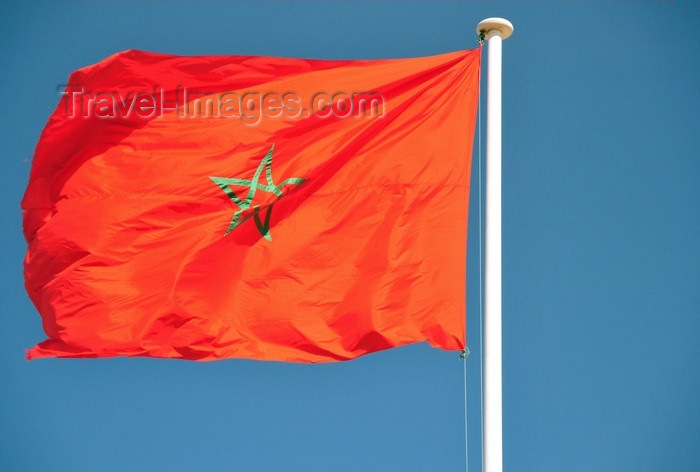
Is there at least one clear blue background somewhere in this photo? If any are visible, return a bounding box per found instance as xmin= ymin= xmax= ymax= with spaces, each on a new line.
xmin=2 ymin=2 xmax=698 ymax=471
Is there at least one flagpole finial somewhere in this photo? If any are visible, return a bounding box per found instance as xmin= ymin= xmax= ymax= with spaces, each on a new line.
xmin=476 ymin=18 xmax=514 ymax=41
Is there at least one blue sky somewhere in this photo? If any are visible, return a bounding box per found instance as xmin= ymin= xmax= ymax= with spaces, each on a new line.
xmin=2 ymin=2 xmax=698 ymax=471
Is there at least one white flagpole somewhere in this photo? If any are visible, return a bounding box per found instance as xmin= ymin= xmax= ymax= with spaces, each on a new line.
xmin=476 ymin=17 xmax=513 ymax=472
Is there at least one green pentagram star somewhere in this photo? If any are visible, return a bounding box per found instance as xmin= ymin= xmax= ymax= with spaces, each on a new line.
xmin=210 ymin=144 xmax=305 ymax=240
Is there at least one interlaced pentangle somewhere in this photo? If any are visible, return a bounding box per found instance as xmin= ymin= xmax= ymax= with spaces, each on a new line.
xmin=210 ymin=144 xmax=305 ymax=240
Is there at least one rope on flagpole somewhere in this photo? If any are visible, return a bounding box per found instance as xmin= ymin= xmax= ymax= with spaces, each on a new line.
xmin=462 ymin=346 xmax=470 ymax=472
xmin=477 ymin=40 xmax=485 ymax=472
xmin=462 ymin=39 xmax=485 ymax=472
xmin=462 ymin=39 xmax=486 ymax=472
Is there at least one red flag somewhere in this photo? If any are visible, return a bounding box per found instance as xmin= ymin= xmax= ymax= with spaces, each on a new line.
xmin=23 ymin=48 xmax=481 ymax=362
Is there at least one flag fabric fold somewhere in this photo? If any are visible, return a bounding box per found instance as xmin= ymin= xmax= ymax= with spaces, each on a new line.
xmin=23 ymin=48 xmax=481 ymax=362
